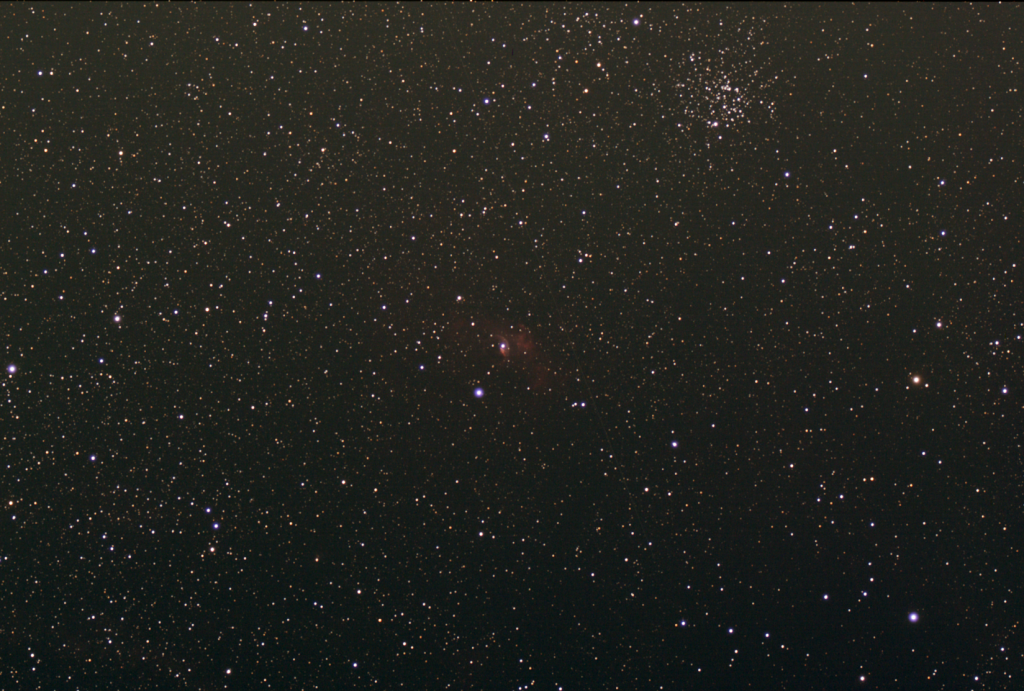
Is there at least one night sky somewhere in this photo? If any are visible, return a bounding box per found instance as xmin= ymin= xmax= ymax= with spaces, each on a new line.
xmin=2 ymin=3 xmax=1022 ymax=689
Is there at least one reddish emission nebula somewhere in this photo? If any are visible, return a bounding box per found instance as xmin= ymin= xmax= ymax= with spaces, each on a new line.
xmin=442 ymin=315 xmax=564 ymax=396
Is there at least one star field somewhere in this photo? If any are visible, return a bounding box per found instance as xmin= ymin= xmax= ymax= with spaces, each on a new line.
xmin=1 ymin=4 xmax=1022 ymax=689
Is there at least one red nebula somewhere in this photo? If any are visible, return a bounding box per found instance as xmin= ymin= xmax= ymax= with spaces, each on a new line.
xmin=441 ymin=315 xmax=563 ymax=395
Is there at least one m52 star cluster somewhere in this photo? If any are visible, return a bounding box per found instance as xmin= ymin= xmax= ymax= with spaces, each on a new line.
xmin=1 ymin=4 xmax=1021 ymax=689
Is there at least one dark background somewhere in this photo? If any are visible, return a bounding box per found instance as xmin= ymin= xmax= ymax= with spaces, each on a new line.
xmin=1 ymin=3 xmax=1021 ymax=689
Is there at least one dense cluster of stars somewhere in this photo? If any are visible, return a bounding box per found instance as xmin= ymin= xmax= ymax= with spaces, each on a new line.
xmin=1 ymin=4 xmax=1021 ymax=689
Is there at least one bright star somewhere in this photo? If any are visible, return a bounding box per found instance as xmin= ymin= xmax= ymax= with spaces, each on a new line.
xmin=474 ymin=387 xmax=485 ymax=398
